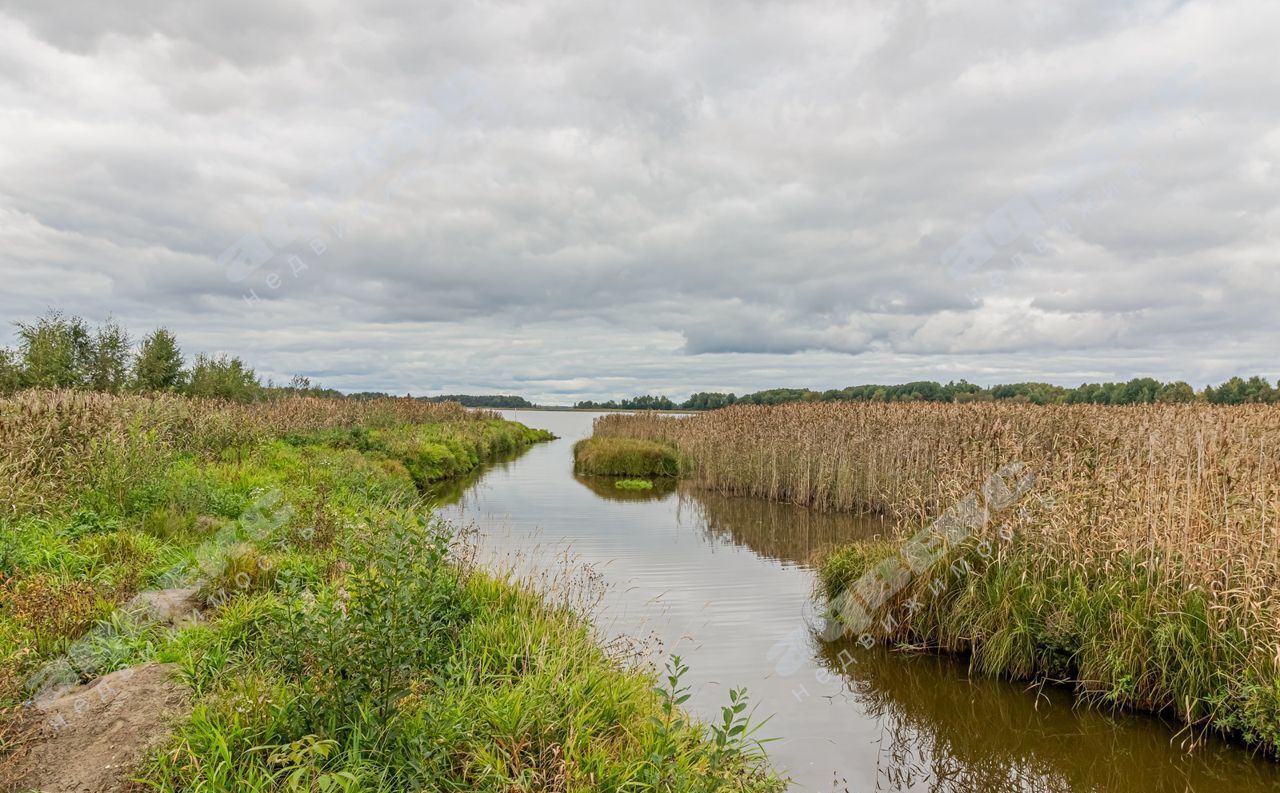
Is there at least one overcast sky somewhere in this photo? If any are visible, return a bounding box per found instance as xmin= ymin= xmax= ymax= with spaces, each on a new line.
xmin=0 ymin=1 xmax=1275 ymax=403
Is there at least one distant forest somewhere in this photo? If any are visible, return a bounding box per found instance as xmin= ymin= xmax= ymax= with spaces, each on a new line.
xmin=575 ymin=377 xmax=1280 ymax=410
xmin=6 ymin=311 xmax=1276 ymax=410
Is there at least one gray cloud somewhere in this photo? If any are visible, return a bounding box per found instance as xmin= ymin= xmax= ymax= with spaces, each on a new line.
xmin=0 ymin=0 xmax=1277 ymax=402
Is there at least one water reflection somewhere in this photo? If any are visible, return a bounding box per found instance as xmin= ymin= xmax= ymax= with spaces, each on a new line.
xmin=573 ymin=474 xmax=680 ymax=502
xmin=814 ymin=639 xmax=1278 ymax=792
xmin=437 ymin=410 xmax=1280 ymax=792
xmin=426 ymin=445 xmax=532 ymax=506
xmin=680 ymin=488 xmax=886 ymax=568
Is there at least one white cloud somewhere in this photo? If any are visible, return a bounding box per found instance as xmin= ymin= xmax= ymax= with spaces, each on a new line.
xmin=0 ymin=0 xmax=1276 ymax=402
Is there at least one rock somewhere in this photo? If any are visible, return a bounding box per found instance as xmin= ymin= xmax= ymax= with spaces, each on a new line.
xmin=124 ymin=588 xmax=201 ymax=626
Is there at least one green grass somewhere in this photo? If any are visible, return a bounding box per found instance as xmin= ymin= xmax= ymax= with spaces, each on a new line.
xmin=572 ymin=437 xmax=682 ymax=478
xmin=1 ymin=402 xmax=782 ymax=791
xmin=816 ymin=537 xmax=1280 ymax=757
xmin=138 ymin=528 xmax=781 ymax=791
xmin=815 ymin=538 xmax=896 ymax=603
xmin=614 ymin=478 xmax=654 ymax=490
xmin=0 ymin=417 xmax=550 ymax=708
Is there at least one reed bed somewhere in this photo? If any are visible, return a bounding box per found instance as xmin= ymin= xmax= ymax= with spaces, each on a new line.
xmin=593 ymin=403 xmax=1280 ymax=752
xmin=592 ymin=403 xmax=1280 ymax=592
xmin=0 ymin=390 xmax=484 ymax=516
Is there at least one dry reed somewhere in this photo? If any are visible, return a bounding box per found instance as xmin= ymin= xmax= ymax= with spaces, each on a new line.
xmin=0 ymin=390 xmax=489 ymax=516
xmin=593 ymin=403 xmax=1280 ymax=697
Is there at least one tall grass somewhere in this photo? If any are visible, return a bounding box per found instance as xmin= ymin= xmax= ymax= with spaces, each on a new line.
xmin=0 ymin=392 xmax=529 ymax=710
xmin=572 ymin=436 xmax=681 ymax=477
xmin=594 ymin=403 xmax=1280 ymax=754
xmin=0 ymin=392 xmax=782 ymax=790
xmin=0 ymin=390 xmax=483 ymax=516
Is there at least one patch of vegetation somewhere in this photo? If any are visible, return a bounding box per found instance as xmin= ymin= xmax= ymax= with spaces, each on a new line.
xmin=614 ymin=478 xmax=654 ymax=490
xmin=816 ymin=535 xmax=1280 ymax=758
xmin=596 ymin=401 xmax=1280 ymax=757
xmin=573 ymin=437 xmax=682 ymax=478
xmin=815 ymin=539 xmax=896 ymax=602
xmin=0 ymin=391 xmax=782 ymax=790
xmin=139 ymin=521 xmax=781 ymax=791
xmin=419 ymin=394 xmax=534 ymax=408
xmin=571 ymin=375 xmax=1280 ymax=410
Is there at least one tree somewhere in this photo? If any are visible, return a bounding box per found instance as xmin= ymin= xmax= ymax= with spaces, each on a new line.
xmin=681 ymin=392 xmax=737 ymax=410
xmin=1206 ymin=376 xmax=1277 ymax=404
xmin=0 ymin=348 xmax=21 ymax=395
xmin=88 ymin=319 xmax=132 ymax=393
xmin=185 ymin=353 xmax=262 ymax=402
xmin=14 ymin=310 xmax=94 ymax=389
xmin=132 ymin=328 xmax=186 ymax=392
xmin=1156 ymin=381 xmax=1195 ymax=403
xmin=619 ymin=394 xmax=677 ymax=410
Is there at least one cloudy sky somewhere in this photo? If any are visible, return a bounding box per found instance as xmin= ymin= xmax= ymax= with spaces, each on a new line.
xmin=0 ymin=1 xmax=1275 ymax=403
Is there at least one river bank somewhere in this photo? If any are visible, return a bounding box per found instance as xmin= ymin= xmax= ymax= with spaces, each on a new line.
xmin=0 ymin=392 xmax=782 ymax=792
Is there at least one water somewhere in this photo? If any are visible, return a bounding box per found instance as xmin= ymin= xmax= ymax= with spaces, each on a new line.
xmin=436 ymin=410 xmax=1280 ymax=792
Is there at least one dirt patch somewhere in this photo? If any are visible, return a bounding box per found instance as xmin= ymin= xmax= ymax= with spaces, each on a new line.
xmin=1 ymin=663 xmax=190 ymax=793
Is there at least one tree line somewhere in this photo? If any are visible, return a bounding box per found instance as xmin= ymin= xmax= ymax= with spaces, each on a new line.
xmin=576 ymin=376 xmax=1280 ymax=411
xmin=0 ymin=310 xmax=340 ymax=402
xmin=8 ymin=311 xmax=1274 ymax=409
xmin=0 ymin=311 xmax=536 ymax=407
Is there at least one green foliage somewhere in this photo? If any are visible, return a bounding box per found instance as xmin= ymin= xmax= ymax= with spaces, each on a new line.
xmin=132 ymin=327 xmax=186 ymax=392
xmin=0 ymin=406 xmax=552 ymax=709
xmin=272 ymin=515 xmax=464 ymax=726
xmin=599 ymin=376 xmax=1280 ymax=410
xmin=682 ymin=392 xmax=738 ymax=410
xmin=1204 ymin=376 xmax=1279 ymax=404
xmin=0 ymin=348 xmax=22 ymax=395
xmin=734 ymin=388 xmax=819 ymax=406
xmin=614 ymin=478 xmax=654 ymax=490
xmin=1156 ymin=380 xmax=1196 ymax=403
xmin=575 ymin=394 xmax=680 ymax=410
xmin=14 ymin=310 xmax=93 ymax=389
xmin=87 ymin=319 xmax=131 ymax=393
xmin=185 ymin=353 xmax=263 ymax=402
xmin=420 ymin=394 xmax=534 ymax=408
xmin=816 ymin=539 xmax=896 ymax=602
xmin=573 ymin=437 xmax=682 ymax=477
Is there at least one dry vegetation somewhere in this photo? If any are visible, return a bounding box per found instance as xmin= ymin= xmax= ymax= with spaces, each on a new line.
xmin=593 ymin=403 xmax=1280 ymax=587
xmin=594 ymin=403 xmax=1280 ymax=752
xmin=0 ymin=390 xmax=480 ymax=517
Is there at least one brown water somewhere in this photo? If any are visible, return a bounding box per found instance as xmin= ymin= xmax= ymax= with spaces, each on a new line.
xmin=436 ymin=410 xmax=1280 ymax=792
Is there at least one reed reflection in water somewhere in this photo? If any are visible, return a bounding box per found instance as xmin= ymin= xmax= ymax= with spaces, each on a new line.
xmin=434 ymin=409 xmax=1280 ymax=793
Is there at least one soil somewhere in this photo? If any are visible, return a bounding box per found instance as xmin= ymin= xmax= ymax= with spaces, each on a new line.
xmin=1 ymin=663 xmax=190 ymax=793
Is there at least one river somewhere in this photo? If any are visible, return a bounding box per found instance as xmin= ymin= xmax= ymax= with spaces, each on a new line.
xmin=435 ymin=409 xmax=1280 ymax=792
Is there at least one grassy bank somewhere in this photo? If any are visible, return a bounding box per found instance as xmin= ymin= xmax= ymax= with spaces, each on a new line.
xmin=572 ymin=436 xmax=681 ymax=478
xmin=0 ymin=391 xmax=782 ymax=791
xmin=595 ymin=403 xmax=1280 ymax=756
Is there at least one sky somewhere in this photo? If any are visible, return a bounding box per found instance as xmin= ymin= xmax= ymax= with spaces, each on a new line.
xmin=0 ymin=0 xmax=1276 ymax=404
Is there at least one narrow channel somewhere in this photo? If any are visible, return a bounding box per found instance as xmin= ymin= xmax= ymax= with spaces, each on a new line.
xmin=436 ymin=410 xmax=1280 ymax=792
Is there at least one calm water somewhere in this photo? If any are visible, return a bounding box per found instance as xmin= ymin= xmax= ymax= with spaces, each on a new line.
xmin=436 ymin=410 xmax=1280 ymax=792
